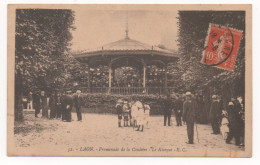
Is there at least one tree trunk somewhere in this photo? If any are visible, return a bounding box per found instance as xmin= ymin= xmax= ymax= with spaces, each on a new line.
xmin=15 ymin=71 xmax=23 ymax=122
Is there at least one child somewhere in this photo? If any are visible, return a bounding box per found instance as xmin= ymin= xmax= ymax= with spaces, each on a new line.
xmin=128 ymin=100 xmax=134 ymax=127
xmin=131 ymin=101 xmax=138 ymax=128
xmin=220 ymin=110 xmax=229 ymax=139
xmin=123 ymin=101 xmax=130 ymax=127
xmin=116 ymin=99 xmax=123 ymax=127
xmin=27 ymin=92 xmax=33 ymax=110
xmin=144 ymin=104 xmax=151 ymax=129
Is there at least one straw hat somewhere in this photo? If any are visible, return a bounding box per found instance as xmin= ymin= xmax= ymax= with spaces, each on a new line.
xmin=185 ymin=92 xmax=192 ymax=96
xmin=228 ymin=102 xmax=234 ymax=106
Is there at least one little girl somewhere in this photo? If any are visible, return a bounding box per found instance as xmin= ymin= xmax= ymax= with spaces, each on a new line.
xmin=220 ymin=110 xmax=229 ymax=140
xmin=144 ymin=104 xmax=151 ymax=129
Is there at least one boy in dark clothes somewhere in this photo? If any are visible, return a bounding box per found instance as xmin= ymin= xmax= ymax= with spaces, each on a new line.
xmin=116 ymin=99 xmax=123 ymax=127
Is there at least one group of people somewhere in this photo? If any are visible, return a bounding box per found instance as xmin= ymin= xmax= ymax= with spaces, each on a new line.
xmin=209 ymin=95 xmax=245 ymax=146
xmin=163 ymin=92 xmax=244 ymax=146
xmin=24 ymin=88 xmax=245 ymax=146
xmin=116 ymin=98 xmax=151 ymax=132
xmin=114 ymin=91 xmax=245 ymax=146
xmin=26 ymin=90 xmax=84 ymax=122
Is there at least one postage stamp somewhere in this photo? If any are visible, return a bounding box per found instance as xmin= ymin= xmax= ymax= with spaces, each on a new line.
xmin=201 ymin=24 xmax=243 ymax=71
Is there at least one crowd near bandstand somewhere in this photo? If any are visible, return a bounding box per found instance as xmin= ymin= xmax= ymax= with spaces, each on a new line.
xmin=22 ymin=89 xmax=245 ymax=146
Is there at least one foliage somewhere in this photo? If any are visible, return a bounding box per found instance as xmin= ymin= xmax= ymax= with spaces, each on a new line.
xmin=75 ymin=93 xmax=169 ymax=115
xmin=15 ymin=9 xmax=75 ymax=121
xmin=62 ymin=56 xmax=89 ymax=90
xmin=15 ymin=9 xmax=75 ymax=94
xmin=177 ymin=11 xmax=245 ymax=96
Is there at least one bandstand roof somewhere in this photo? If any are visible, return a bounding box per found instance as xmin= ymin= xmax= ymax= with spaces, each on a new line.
xmin=73 ymin=37 xmax=178 ymax=59
xmin=73 ymin=24 xmax=179 ymax=69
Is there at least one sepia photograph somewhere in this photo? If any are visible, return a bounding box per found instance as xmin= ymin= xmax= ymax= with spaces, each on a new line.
xmin=7 ymin=4 xmax=252 ymax=157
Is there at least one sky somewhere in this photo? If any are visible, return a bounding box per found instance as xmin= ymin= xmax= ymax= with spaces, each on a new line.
xmin=70 ymin=8 xmax=179 ymax=52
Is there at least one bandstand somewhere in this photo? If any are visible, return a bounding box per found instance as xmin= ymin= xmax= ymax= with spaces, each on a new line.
xmin=73 ymin=29 xmax=179 ymax=95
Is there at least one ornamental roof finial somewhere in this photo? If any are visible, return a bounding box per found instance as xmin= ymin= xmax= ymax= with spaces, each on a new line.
xmin=125 ymin=12 xmax=129 ymax=39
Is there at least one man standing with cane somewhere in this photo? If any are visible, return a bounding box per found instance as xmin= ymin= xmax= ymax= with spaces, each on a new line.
xmin=182 ymin=92 xmax=199 ymax=144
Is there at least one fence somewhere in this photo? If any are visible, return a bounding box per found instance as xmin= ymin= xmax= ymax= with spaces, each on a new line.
xmin=81 ymin=87 xmax=175 ymax=95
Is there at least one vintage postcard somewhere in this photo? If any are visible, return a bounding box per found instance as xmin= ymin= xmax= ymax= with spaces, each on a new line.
xmin=7 ymin=4 xmax=252 ymax=157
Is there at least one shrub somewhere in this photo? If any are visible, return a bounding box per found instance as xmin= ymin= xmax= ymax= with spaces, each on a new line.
xmin=77 ymin=94 xmax=168 ymax=115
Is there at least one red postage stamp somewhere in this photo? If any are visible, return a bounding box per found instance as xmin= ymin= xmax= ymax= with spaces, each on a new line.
xmin=201 ymin=24 xmax=243 ymax=71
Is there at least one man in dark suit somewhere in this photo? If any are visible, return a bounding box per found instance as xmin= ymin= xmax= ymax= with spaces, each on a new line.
xmin=73 ymin=90 xmax=83 ymax=121
xmin=226 ymin=101 xmax=242 ymax=146
xmin=163 ymin=94 xmax=174 ymax=126
xmin=62 ymin=90 xmax=73 ymax=122
xmin=209 ymin=95 xmax=223 ymax=134
xmin=182 ymin=92 xmax=198 ymax=144
xmin=56 ymin=92 xmax=62 ymax=119
xmin=49 ymin=93 xmax=57 ymax=119
xmin=174 ymin=95 xmax=183 ymax=126
xmin=33 ymin=93 xmax=41 ymax=118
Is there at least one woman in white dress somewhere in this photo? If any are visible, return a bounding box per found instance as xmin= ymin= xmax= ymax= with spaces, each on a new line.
xmin=135 ymin=100 xmax=145 ymax=132
xmin=131 ymin=101 xmax=138 ymax=128
xmin=144 ymin=104 xmax=151 ymax=129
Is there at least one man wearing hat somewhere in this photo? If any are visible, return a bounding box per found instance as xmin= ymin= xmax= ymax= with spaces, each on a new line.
xmin=209 ymin=95 xmax=223 ymax=134
xmin=73 ymin=90 xmax=83 ymax=121
xmin=55 ymin=92 xmax=62 ymax=119
xmin=116 ymin=99 xmax=123 ymax=127
xmin=49 ymin=92 xmax=56 ymax=119
xmin=174 ymin=95 xmax=183 ymax=126
xmin=182 ymin=92 xmax=198 ymax=144
xmin=40 ymin=90 xmax=48 ymax=118
xmin=34 ymin=92 xmax=41 ymax=118
xmin=226 ymin=101 xmax=241 ymax=146
xmin=62 ymin=90 xmax=73 ymax=122
xmin=163 ymin=94 xmax=173 ymax=126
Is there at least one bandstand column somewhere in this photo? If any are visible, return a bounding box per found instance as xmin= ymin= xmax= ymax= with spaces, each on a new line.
xmin=112 ymin=69 xmax=115 ymax=86
xmin=87 ymin=65 xmax=90 ymax=88
xmin=108 ymin=63 xmax=112 ymax=93
xmin=143 ymin=65 xmax=146 ymax=88
xmin=164 ymin=66 xmax=168 ymax=88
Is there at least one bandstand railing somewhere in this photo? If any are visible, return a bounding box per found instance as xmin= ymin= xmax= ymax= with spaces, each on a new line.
xmin=81 ymin=87 xmax=175 ymax=95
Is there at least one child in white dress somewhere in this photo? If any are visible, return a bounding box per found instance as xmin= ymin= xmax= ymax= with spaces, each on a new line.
xmin=144 ymin=104 xmax=151 ymax=129
xmin=220 ymin=110 xmax=229 ymax=139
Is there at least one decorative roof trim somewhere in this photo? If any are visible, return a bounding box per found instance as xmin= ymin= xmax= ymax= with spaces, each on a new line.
xmin=74 ymin=49 xmax=179 ymax=58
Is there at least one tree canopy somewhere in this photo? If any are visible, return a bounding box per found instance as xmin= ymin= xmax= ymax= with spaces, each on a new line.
xmin=177 ymin=11 xmax=245 ymax=97
xmin=15 ymin=9 xmax=75 ymax=121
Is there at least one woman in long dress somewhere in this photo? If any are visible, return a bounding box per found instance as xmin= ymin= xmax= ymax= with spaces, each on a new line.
xmin=40 ymin=91 xmax=48 ymax=118
xmin=130 ymin=100 xmax=137 ymax=127
xmin=135 ymin=100 xmax=145 ymax=132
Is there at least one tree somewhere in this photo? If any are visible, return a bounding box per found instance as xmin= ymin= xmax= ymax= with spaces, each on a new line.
xmin=15 ymin=9 xmax=75 ymax=121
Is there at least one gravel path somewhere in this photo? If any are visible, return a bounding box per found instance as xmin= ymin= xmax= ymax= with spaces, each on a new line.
xmin=14 ymin=111 xmax=245 ymax=156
